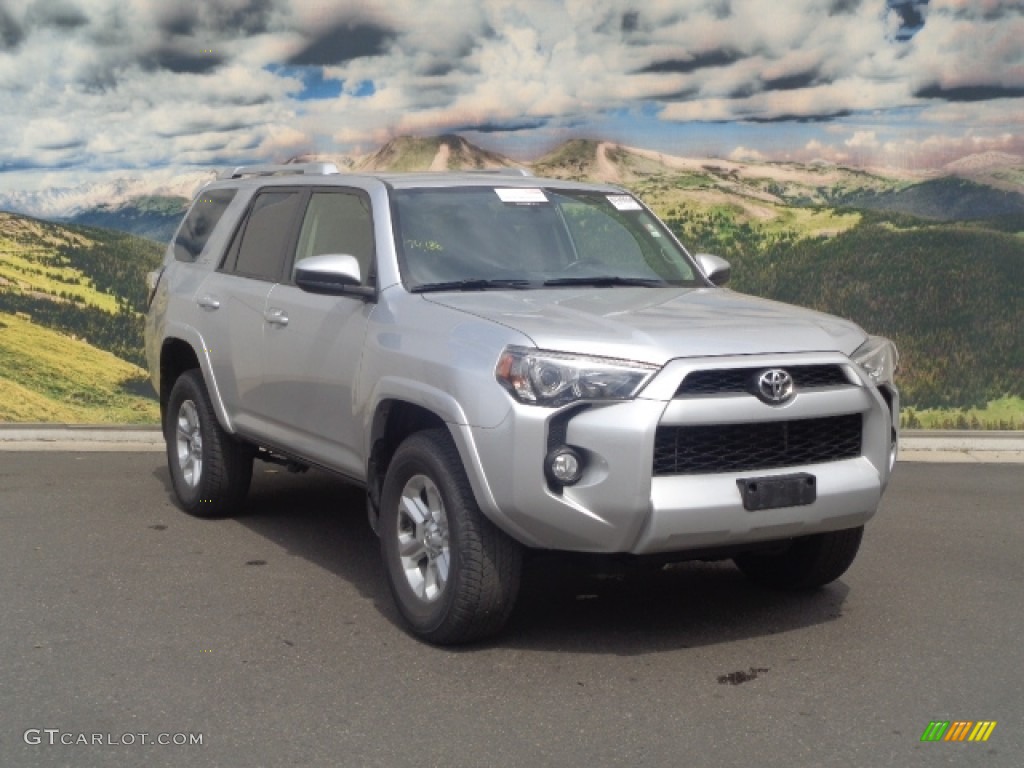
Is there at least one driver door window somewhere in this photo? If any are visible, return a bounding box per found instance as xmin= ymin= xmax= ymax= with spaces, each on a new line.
xmin=293 ymin=192 xmax=375 ymax=285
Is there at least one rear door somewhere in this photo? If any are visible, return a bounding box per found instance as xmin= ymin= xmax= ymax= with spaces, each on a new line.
xmin=201 ymin=188 xmax=305 ymax=437
xmin=260 ymin=188 xmax=377 ymax=478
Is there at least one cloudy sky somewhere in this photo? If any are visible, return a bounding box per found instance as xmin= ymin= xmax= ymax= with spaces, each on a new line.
xmin=0 ymin=0 xmax=1022 ymax=191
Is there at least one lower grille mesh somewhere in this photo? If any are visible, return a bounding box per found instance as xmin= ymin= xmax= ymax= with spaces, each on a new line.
xmin=653 ymin=414 xmax=862 ymax=475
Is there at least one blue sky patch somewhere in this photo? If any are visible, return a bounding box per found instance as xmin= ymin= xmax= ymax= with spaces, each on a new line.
xmin=352 ymin=80 xmax=376 ymax=98
xmin=266 ymin=64 xmax=342 ymax=101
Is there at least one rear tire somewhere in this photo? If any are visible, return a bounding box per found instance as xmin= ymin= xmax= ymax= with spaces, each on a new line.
xmin=165 ymin=369 xmax=252 ymax=518
xmin=379 ymin=429 xmax=522 ymax=644
xmin=733 ymin=526 xmax=864 ymax=590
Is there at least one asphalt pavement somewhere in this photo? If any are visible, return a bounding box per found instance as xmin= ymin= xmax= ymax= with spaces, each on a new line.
xmin=1 ymin=453 xmax=1021 ymax=768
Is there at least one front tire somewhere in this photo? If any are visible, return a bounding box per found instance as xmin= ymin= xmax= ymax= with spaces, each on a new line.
xmin=165 ymin=369 xmax=252 ymax=517
xmin=733 ymin=526 xmax=864 ymax=590
xmin=379 ymin=429 xmax=522 ymax=644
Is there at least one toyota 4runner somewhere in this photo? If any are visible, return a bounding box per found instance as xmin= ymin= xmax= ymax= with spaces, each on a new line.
xmin=145 ymin=163 xmax=899 ymax=644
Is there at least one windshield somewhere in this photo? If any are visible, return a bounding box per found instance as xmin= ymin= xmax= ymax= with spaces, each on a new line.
xmin=391 ymin=187 xmax=704 ymax=291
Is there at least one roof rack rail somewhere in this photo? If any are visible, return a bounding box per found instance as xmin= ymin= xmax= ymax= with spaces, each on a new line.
xmin=220 ymin=163 xmax=340 ymax=180
xmin=464 ymin=167 xmax=534 ymax=177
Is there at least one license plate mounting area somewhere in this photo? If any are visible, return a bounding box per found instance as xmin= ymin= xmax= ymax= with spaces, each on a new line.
xmin=736 ymin=473 xmax=816 ymax=512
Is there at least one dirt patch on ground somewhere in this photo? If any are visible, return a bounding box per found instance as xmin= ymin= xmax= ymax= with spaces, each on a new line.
xmin=593 ymin=143 xmax=624 ymax=183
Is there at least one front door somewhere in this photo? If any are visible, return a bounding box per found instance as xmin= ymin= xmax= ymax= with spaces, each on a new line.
xmin=260 ymin=189 xmax=377 ymax=478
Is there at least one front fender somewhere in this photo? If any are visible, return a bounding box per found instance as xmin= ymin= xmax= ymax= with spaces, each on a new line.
xmin=362 ymin=376 xmax=474 ymax=451
xmin=362 ymin=376 xmax=517 ymax=538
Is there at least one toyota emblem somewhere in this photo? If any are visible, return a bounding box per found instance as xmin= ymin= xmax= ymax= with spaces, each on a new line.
xmin=756 ymin=369 xmax=794 ymax=404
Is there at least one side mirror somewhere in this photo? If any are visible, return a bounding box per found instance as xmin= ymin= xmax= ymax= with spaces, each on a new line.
xmin=294 ymin=254 xmax=374 ymax=298
xmin=695 ymin=253 xmax=731 ymax=287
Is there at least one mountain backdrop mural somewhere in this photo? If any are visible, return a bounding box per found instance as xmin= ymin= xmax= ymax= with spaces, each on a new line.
xmin=0 ymin=1 xmax=1022 ymax=427
xmin=1 ymin=134 xmax=1021 ymax=427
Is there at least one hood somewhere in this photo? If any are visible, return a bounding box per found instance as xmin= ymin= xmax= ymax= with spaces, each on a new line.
xmin=424 ymin=287 xmax=866 ymax=365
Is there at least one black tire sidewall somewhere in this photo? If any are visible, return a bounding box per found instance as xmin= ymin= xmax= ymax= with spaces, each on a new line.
xmin=379 ymin=438 xmax=464 ymax=635
xmin=165 ymin=372 xmax=207 ymax=511
xmin=164 ymin=369 xmax=252 ymax=517
xmin=734 ymin=526 xmax=864 ymax=590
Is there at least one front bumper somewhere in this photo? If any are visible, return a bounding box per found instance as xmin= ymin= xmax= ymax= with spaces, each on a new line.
xmin=455 ymin=352 xmax=899 ymax=555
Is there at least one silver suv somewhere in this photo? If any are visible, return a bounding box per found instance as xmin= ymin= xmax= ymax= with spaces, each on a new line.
xmin=145 ymin=163 xmax=899 ymax=644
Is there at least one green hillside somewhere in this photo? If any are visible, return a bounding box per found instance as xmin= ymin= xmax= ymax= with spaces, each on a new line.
xmin=359 ymin=134 xmax=511 ymax=172
xmin=655 ymin=204 xmax=1024 ymax=418
xmin=763 ymin=220 xmax=1022 ymax=410
xmin=2 ymin=138 xmax=1022 ymax=427
xmin=533 ymin=139 xmax=610 ymax=179
xmin=0 ymin=212 xmax=162 ymax=423
xmin=0 ymin=311 xmax=157 ymax=422
xmin=536 ymin=139 xmax=905 ymax=213
xmin=0 ymin=212 xmax=164 ymax=365
xmin=840 ymin=177 xmax=1024 ymax=221
xmin=69 ymin=194 xmax=187 ymax=244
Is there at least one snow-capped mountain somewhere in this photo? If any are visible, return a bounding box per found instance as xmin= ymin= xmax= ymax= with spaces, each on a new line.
xmin=0 ymin=172 xmax=215 ymax=220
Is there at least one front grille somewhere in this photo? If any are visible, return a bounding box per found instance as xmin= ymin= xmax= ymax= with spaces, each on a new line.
xmin=653 ymin=414 xmax=862 ymax=475
xmin=674 ymin=365 xmax=849 ymax=397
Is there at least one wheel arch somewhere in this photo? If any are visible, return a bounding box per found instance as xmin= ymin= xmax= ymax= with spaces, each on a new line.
xmin=159 ymin=334 xmax=233 ymax=434
xmin=366 ymin=400 xmax=448 ymax=530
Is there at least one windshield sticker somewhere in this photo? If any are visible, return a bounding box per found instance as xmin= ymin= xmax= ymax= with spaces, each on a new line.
xmin=496 ymin=188 xmax=549 ymax=205
xmin=607 ymin=194 xmax=642 ymax=211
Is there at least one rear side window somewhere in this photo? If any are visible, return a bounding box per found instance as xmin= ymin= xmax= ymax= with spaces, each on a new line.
xmin=173 ymin=189 xmax=236 ymax=262
xmin=230 ymin=190 xmax=305 ymax=281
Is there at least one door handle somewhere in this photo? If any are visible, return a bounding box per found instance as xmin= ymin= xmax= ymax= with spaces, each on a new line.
xmin=265 ymin=308 xmax=289 ymax=326
xmin=197 ymin=295 xmax=221 ymax=310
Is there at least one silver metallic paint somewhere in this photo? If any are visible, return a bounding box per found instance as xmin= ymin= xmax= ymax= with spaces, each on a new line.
xmin=147 ymin=172 xmax=899 ymax=556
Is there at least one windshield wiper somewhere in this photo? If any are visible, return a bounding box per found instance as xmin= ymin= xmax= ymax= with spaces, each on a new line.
xmin=543 ymin=276 xmax=667 ymax=288
xmin=410 ymin=278 xmax=534 ymax=293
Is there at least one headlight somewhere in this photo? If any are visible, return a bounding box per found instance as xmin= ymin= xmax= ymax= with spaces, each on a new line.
xmin=495 ymin=346 xmax=657 ymax=407
xmin=851 ymin=335 xmax=898 ymax=386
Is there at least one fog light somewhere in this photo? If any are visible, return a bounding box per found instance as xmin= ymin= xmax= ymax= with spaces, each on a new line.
xmin=546 ymin=446 xmax=584 ymax=486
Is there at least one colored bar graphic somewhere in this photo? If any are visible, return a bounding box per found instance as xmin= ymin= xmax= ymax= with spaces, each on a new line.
xmin=944 ymin=721 xmax=972 ymax=741
xmin=969 ymin=722 xmax=997 ymax=742
xmin=921 ymin=720 xmax=996 ymax=743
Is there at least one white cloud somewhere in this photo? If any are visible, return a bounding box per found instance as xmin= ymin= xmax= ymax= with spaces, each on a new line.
xmin=845 ymin=131 xmax=880 ymax=149
xmin=0 ymin=0 xmax=1023 ymax=191
xmin=728 ymin=146 xmax=766 ymax=162
xmin=905 ymin=1 xmax=1024 ymax=94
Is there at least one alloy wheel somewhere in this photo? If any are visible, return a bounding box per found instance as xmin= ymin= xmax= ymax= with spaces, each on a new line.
xmin=175 ymin=399 xmax=203 ymax=489
xmin=396 ymin=474 xmax=450 ymax=602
